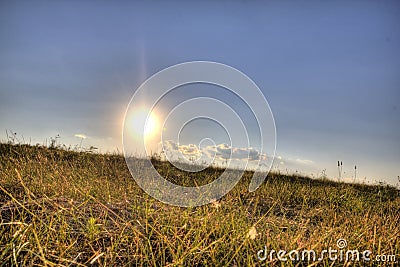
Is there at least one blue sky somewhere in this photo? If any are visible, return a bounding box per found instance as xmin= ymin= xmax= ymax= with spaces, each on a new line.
xmin=1 ymin=1 xmax=399 ymax=185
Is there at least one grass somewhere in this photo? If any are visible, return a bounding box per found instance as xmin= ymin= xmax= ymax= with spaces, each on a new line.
xmin=0 ymin=143 xmax=399 ymax=266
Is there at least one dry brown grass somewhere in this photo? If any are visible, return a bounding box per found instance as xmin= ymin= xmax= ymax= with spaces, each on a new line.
xmin=0 ymin=143 xmax=399 ymax=266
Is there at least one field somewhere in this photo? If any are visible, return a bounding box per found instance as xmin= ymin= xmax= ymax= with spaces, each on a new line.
xmin=0 ymin=143 xmax=399 ymax=266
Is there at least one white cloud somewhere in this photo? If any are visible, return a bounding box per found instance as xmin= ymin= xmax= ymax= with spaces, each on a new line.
xmin=295 ymin=158 xmax=315 ymax=165
xmin=271 ymin=155 xmax=315 ymax=166
xmin=270 ymin=155 xmax=318 ymax=176
xmin=74 ymin=133 xmax=87 ymax=139
xmin=159 ymin=140 xmax=270 ymax=169
xmin=159 ymin=141 xmax=317 ymax=174
xmin=163 ymin=140 xmax=178 ymax=150
xmin=179 ymin=144 xmax=201 ymax=156
xmin=215 ymin=143 xmax=232 ymax=159
xmin=157 ymin=140 xmax=320 ymax=176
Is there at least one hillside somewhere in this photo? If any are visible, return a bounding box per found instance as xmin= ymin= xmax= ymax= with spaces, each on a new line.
xmin=0 ymin=143 xmax=399 ymax=266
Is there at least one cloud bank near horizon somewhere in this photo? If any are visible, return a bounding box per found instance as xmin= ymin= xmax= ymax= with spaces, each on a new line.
xmin=158 ymin=140 xmax=317 ymax=174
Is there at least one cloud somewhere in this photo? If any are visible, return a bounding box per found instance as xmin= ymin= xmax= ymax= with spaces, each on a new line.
xmin=215 ymin=144 xmax=232 ymax=159
xmin=216 ymin=145 xmax=261 ymax=161
xmin=277 ymin=156 xmax=315 ymax=166
xmin=160 ymin=140 xmax=268 ymax=168
xmin=159 ymin=140 xmax=317 ymax=174
xmin=295 ymin=158 xmax=315 ymax=165
xmin=245 ymin=148 xmax=260 ymax=161
xmin=74 ymin=133 xmax=87 ymax=139
xmin=179 ymin=144 xmax=201 ymax=156
xmin=270 ymin=155 xmax=318 ymax=175
xmin=163 ymin=140 xmax=178 ymax=150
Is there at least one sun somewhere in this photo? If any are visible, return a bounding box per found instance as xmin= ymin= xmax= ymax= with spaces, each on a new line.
xmin=129 ymin=108 xmax=159 ymax=139
xmin=144 ymin=113 xmax=157 ymax=135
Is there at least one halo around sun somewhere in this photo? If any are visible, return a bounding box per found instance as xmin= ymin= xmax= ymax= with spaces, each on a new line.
xmin=128 ymin=108 xmax=159 ymax=140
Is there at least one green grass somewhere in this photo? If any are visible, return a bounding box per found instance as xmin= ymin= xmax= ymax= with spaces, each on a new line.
xmin=0 ymin=143 xmax=399 ymax=266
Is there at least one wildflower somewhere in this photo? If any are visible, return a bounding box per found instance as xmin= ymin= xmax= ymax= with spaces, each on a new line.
xmin=247 ymin=226 xmax=257 ymax=240
xmin=211 ymin=199 xmax=221 ymax=209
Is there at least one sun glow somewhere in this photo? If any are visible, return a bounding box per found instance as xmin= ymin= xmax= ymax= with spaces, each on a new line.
xmin=128 ymin=108 xmax=159 ymax=139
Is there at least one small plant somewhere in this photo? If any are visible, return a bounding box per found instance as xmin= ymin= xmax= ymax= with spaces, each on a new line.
xmin=5 ymin=130 xmax=18 ymax=144
xmin=49 ymin=134 xmax=60 ymax=148
xmin=337 ymin=160 xmax=343 ymax=182
xmin=354 ymin=165 xmax=357 ymax=183
xmin=320 ymin=169 xmax=327 ymax=180
xmin=86 ymin=217 xmax=100 ymax=242
xmin=86 ymin=146 xmax=98 ymax=153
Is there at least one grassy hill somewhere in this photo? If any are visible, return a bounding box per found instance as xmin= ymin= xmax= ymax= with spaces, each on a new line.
xmin=0 ymin=143 xmax=399 ymax=266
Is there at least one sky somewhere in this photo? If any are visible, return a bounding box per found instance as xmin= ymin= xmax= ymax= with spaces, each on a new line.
xmin=0 ymin=1 xmax=399 ymax=185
